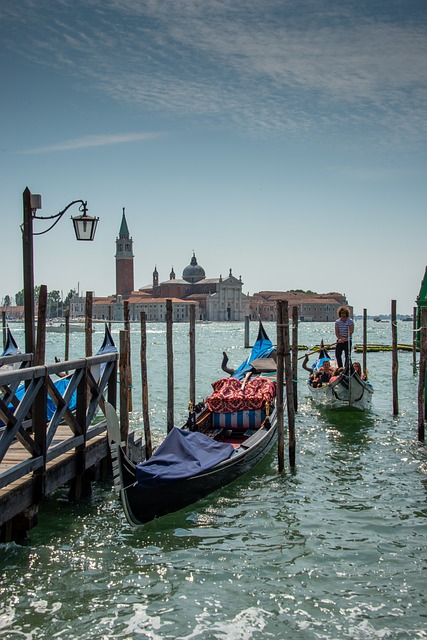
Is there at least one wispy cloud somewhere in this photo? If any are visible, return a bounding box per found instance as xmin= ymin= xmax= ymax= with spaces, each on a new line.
xmin=3 ymin=0 xmax=427 ymax=146
xmin=20 ymin=131 xmax=163 ymax=154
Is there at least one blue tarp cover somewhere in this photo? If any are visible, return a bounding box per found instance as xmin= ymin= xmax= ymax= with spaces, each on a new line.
xmin=1 ymin=324 xmax=115 ymax=425
xmin=9 ymin=377 xmax=76 ymax=421
xmin=232 ymin=322 xmax=275 ymax=380
xmin=135 ymin=427 xmax=234 ymax=489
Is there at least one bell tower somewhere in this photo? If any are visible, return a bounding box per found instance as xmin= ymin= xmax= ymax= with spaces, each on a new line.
xmin=115 ymin=208 xmax=134 ymax=297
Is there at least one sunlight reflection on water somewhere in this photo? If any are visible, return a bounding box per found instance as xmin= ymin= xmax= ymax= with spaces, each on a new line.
xmin=1 ymin=320 xmax=426 ymax=639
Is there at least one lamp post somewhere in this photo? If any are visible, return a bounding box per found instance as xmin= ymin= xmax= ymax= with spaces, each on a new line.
xmin=22 ymin=186 xmax=99 ymax=357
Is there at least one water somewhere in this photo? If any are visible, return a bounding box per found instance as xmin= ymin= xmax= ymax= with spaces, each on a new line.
xmin=1 ymin=321 xmax=426 ymax=639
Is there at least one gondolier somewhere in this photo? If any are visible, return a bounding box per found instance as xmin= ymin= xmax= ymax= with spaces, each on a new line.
xmin=335 ymin=306 xmax=354 ymax=369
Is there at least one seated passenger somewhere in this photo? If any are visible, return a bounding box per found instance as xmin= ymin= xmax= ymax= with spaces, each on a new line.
xmin=352 ymin=361 xmax=367 ymax=381
xmin=312 ymin=359 xmax=334 ymax=387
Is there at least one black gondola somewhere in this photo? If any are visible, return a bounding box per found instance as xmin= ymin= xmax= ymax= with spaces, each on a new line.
xmin=106 ymin=322 xmax=278 ymax=526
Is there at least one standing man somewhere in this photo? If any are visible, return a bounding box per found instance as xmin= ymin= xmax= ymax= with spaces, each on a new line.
xmin=335 ymin=306 xmax=354 ymax=369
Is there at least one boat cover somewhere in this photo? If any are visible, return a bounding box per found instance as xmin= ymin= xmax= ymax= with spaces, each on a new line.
xmin=232 ymin=322 xmax=275 ymax=380
xmin=135 ymin=427 xmax=234 ymax=489
xmin=206 ymin=376 xmax=276 ymax=412
xmin=5 ymin=377 xmax=76 ymax=422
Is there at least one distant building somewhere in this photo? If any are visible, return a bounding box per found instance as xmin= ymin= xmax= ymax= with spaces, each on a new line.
xmin=70 ymin=212 xmax=351 ymax=323
xmin=1 ymin=305 xmax=24 ymax=320
xmin=70 ymin=296 xmax=86 ymax=319
xmin=250 ymin=291 xmax=351 ymax=322
xmin=81 ymin=213 xmax=250 ymax=322
xmin=90 ymin=293 xmax=197 ymax=323
xmin=139 ymin=255 xmax=250 ymax=321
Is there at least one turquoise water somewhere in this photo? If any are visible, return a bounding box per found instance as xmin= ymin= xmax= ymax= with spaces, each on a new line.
xmin=1 ymin=321 xmax=426 ymax=639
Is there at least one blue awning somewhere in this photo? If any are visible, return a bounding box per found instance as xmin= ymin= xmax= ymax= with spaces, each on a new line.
xmin=232 ymin=321 xmax=275 ymax=380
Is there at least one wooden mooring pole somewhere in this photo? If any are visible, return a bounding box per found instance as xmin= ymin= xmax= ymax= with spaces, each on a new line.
xmin=140 ymin=311 xmax=152 ymax=459
xmin=277 ymin=300 xmax=296 ymax=469
xmin=35 ymin=284 xmax=47 ymax=365
xmin=119 ymin=330 xmax=130 ymax=446
xmin=244 ymin=316 xmax=250 ymax=349
xmin=166 ymin=299 xmax=174 ymax=433
xmin=283 ymin=301 xmax=296 ymax=468
xmin=276 ymin=302 xmax=285 ymax=472
xmin=124 ymin=300 xmax=133 ymax=412
xmin=362 ymin=308 xmax=367 ymax=377
xmin=85 ymin=291 xmax=93 ymax=357
xmin=292 ymin=306 xmax=298 ymax=412
xmin=391 ymin=300 xmax=399 ymax=416
xmin=64 ymin=310 xmax=70 ymax=361
xmin=189 ymin=305 xmax=196 ymax=408
xmin=2 ymin=311 xmax=6 ymax=348
xmin=418 ymin=306 xmax=427 ymax=441
xmin=412 ymin=306 xmax=417 ymax=375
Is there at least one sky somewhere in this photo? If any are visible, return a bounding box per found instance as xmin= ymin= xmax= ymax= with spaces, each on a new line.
xmin=1 ymin=0 xmax=426 ymax=316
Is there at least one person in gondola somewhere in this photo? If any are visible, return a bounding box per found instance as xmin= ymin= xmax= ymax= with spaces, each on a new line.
xmin=335 ymin=306 xmax=354 ymax=369
xmin=312 ymin=359 xmax=334 ymax=387
xmin=352 ymin=361 xmax=367 ymax=381
xmin=303 ymin=355 xmax=334 ymax=387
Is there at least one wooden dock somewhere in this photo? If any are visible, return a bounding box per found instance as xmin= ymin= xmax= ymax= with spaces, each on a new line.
xmin=0 ymin=349 xmax=118 ymax=542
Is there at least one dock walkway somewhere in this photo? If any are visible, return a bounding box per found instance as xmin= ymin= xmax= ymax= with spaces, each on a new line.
xmin=0 ymin=350 xmax=118 ymax=541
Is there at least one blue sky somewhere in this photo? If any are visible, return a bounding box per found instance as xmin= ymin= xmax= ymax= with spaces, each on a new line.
xmin=1 ymin=0 xmax=426 ymax=315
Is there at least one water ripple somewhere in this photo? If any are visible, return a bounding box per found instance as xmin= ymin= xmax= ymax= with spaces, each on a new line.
xmin=1 ymin=321 xmax=426 ymax=639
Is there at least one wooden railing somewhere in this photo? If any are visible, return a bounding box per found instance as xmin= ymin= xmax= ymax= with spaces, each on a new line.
xmin=0 ymin=351 xmax=118 ymax=490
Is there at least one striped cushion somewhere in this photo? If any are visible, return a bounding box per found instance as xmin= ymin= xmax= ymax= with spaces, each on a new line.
xmin=212 ymin=409 xmax=266 ymax=430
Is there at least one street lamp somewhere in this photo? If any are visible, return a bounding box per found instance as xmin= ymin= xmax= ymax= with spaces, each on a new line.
xmin=22 ymin=186 xmax=99 ymax=357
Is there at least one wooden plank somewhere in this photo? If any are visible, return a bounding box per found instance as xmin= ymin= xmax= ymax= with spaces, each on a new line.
xmin=0 ymin=434 xmax=109 ymax=526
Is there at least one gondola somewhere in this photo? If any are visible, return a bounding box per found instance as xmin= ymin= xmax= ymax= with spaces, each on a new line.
xmin=106 ymin=321 xmax=278 ymax=526
xmin=305 ymin=343 xmax=374 ymax=411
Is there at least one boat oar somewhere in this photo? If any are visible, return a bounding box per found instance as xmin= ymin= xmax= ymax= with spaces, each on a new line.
xmin=297 ymin=343 xmax=337 ymax=361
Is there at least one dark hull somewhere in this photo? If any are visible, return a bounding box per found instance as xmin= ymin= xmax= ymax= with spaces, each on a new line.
xmin=113 ymin=409 xmax=277 ymax=526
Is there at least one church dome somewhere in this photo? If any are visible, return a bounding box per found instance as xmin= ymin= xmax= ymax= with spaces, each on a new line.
xmin=182 ymin=252 xmax=205 ymax=283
